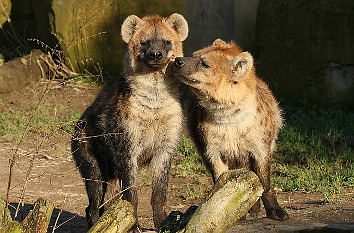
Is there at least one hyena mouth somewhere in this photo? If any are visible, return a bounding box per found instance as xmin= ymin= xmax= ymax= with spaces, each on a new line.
xmin=175 ymin=72 xmax=200 ymax=84
xmin=144 ymin=61 xmax=167 ymax=69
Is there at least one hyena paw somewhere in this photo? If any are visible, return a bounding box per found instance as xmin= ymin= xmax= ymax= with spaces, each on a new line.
xmin=266 ymin=207 xmax=289 ymax=221
xmin=128 ymin=224 xmax=142 ymax=233
xmin=153 ymin=210 xmax=167 ymax=230
xmin=85 ymin=206 xmax=100 ymax=228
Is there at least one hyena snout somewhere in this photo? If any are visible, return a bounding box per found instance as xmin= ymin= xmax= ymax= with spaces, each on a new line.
xmin=174 ymin=57 xmax=185 ymax=68
xmin=147 ymin=50 xmax=163 ymax=61
xmin=174 ymin=57 xmax=200 ymax=85
xmin=143 ymin=42 xmax=170 ymax=68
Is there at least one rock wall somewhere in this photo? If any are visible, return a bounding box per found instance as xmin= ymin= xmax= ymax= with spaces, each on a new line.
xmin=234 ymin=0 xmax=259 ymax=52
xmin=1 ymin=0 xmax=353 ymax=107
xmin=256 ymin=0 xmax=354 ymax=107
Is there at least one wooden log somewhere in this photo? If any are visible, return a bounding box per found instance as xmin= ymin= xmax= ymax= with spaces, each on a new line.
xmin=0 ymin=196 xmax=12 ymax=229
xmin=21 ymin=198 xmax=54 ymax=233
xmin=0 ymin=221 xmax=23 ymax=233
xmin=183 ymin=169 xmax=263 ymax=233
xmin=88 ymin=199 xmax=136 ymax=233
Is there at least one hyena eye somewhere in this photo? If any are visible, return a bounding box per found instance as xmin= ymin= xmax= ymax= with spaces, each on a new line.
xmin=201 ymin=60 xmax=210 ymax=68
xmin=163 ymin=40 xmax=171 ymax=46
xmin=140 ymin=40 xmax=149 ymax=46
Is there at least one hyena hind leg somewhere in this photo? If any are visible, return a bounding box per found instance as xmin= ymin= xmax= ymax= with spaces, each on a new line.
xmin=84 ymin=176 xmax=107 ymax=227
xmin=253 ymin=158 xmax=289 ymax=221
xmin=73 ymin=143 xmax=109 ymax=226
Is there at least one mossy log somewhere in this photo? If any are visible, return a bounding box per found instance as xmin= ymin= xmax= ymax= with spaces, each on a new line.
xmin=0 ymin=222 xmax=23 ymax=233
xmin=88 ymin=199 xmax=136 ymax=233
xmin=159 ymin=169 xmax=263 ymax=233
xmin=184 ymin=169 xmax=263 ymax=233
xmin=0 ymin=196 xmax=13 ymax=229
xmin=21 ymin=198 xmax=54 ymax=233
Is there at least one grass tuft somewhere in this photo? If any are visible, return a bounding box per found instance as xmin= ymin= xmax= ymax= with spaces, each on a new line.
xmin=0 ymin=102 xmax=81 ymax=140
xmin=172 ymin=136 xmax=209 ymax=178
xmin=272 ymin=101 xmax=354 ymax=199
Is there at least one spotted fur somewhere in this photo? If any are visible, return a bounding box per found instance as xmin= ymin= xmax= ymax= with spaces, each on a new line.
xmin=174 ymin=39 xmax=289 ymax=221
xmin=72 ymin=14 xmax=188 ymax=231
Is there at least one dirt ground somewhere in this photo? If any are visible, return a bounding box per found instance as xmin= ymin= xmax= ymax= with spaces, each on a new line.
xmin=0 ymin=80 xmax=353 ymax=233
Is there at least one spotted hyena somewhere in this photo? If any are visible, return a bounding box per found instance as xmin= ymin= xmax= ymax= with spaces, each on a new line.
xmin=71 ymin=13 xmax=188 ymax=231
xmin=174 ymin=39 xmax=289 ymax=221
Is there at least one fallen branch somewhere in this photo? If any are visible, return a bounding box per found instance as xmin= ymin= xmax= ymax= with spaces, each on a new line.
xmin=21 ymin=198 xmax=54 ymax=233
xmin=159 ymin=169 xmax=264 ymax=233
xmin=88 ymin=199 xmax=135 ymax=233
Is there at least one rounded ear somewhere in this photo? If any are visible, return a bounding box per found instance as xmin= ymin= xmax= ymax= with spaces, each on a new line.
xmin=166 ymin=13 xmax=189 ymax=41
xmin=121 ymin=15 xmax=143 ymax=43
xmin=212 ymin=39 xmax=228 ymax=48
xmin=231 ymin=52 xmax=254 ymax=82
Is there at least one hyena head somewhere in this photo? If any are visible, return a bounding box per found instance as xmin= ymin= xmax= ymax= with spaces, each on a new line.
xmin=121 ymin=13 xmax=188 ymax=71
xmin=174 ymin=39 xmax=255 ymax=104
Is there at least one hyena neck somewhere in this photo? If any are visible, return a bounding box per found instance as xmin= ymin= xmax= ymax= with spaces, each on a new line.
xmin=199 ymin=94 xmax=257 ymax=125
xmin=122 ymin=54 xmax=180 ymax=109
xmin=125 ymin=69 xmax=180 ymax=109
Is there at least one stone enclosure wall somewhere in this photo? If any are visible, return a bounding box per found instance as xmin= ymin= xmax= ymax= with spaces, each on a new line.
xmin=0 ymin=0 xmax=353 ymax=108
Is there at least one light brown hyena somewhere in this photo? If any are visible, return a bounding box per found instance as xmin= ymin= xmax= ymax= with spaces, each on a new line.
xmin=71 ymin=14 xmax=188 ymax=231
xmin=174 ymin=39 xmax=289 ymax=221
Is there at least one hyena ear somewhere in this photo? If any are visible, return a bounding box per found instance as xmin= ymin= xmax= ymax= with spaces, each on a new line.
xmin=212 ymin=39 xmax=228 ymax=48
xmin=121 ymin=15 xmax=143 ymax=43
xmin=231 ymin=52 xmax=254 ymax=82
xmin=166 ymin=13 xmax=189 ymax=41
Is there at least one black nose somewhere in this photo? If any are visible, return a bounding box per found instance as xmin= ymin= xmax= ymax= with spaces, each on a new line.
xmin=148 ymin=51 xmax=163 ymax=60
xmin=174 ymin=57 xmax=185 ymax=68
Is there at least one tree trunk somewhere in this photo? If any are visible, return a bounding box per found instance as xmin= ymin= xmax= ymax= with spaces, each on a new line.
xmin=184 ymin=169 xmax=263 ymax=233
xmin=0 ymin=196 xmax=12 ymax=229
xmin=88 ymin=199 xmax=136 ymax=233
xmin=21 ymin=198 xmax=54 ymax=233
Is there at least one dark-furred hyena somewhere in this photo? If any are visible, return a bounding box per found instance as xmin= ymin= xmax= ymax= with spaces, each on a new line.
xmin=174 ymin=39 xmax=289 ymax=221
xmin=71 ymin=14 xmax=188 ymax=230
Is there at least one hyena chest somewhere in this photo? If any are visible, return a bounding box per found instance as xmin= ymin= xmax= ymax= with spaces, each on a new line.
xmin=126 ymin=98 xmax=182 ymax=154
xmin=202 ymin=123 xmax=251 ymax=160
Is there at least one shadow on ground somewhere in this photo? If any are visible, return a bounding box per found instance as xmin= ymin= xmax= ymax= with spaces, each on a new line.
xmin=9 ymin=202 xmax=88 ymax=233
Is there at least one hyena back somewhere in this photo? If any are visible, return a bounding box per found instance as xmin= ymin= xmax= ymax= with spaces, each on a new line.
xmin=72 ymin=14 xmax=188 ymax=231
xmin=174 ymin=39 xmax=289 ymax=221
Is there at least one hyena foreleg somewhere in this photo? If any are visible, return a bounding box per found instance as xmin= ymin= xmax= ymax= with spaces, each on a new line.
xmin=150 ymin=150 xmax=174 ymax=229
xmin=117 ymin=157 xmax=139 ymax=229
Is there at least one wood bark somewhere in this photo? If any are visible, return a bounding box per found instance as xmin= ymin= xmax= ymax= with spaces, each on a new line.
xmin=87 ymin=199 xmax=136 ymax=233
xmin=0 ymin=222 xmax=23 ymax=233
xmin=0 ymin=196 xmax=12 ymax=229
xmin=183 ymin=169 xmax=263 ymax=233
xmin=21 ymin=198 xmax=54 ymax=233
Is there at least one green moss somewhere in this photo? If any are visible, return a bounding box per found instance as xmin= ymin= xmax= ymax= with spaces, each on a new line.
xmin=0 ymin=0 xmax=11 ymax=27
xmin=0 ymin=222 xmax=23 ymax=233
xmin=52 ymin=0 xmax=186 ymax=78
